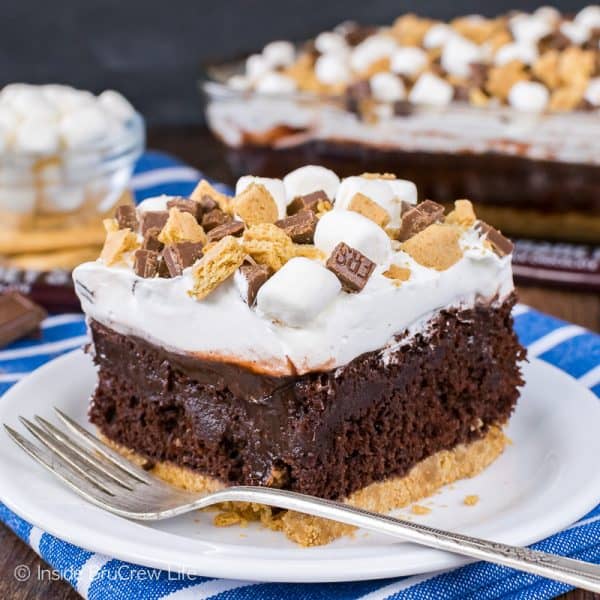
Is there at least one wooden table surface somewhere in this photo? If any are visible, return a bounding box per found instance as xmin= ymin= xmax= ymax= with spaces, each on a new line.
xmin=1 ymin=126 xmax=598 ymax=599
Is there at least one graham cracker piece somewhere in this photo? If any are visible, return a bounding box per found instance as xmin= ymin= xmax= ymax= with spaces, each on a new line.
xmin=533 ymin=51 xmax=561 ymax=89
xmin=190 ymin=179 xmax=232 ymax=213
xmin=558 ymin=47 xmax=595 ymax=87
xmin=383 ymin=264 xmax=411 ymax=285
xmin=99 ymin=229 xmax=139 ymax=266
xmin=348 ymin=193 xmax=391 ymax=228
xmin=103 ymin=218 xmax=119 ymax=233
xmin=445 ymin=199 xmax=476 ymax=227
xmin=242 ymin=223 xmax=295 ymax=271
xmin=293 ymin=244 xmax=325 ymax=261
xmin=402 ymin=223 xmax=463 ymax=271
xmin=550 ymin=85 xmax=586 ymax=112
xmin=361 ymin=172 xmax=396 ymax=180
xmin=486 ymin=60 xmax=529 ymax=101
xmin=391 ymin=14 xmax=432 ymax=46
xmin=158 ymin=208 xmax=207 ymax=245
xmin=464 ymin=494 xmax=480 ymax=506
xmin=233 ymin=183 xmax=279 ymax=226
xmin=316 ymin=199 xmax=333 ymax=218
xmin=189 ymin=235 xmax=245 ymax=300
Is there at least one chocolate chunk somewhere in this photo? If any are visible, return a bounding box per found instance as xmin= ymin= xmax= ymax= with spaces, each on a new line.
xmin=115 ymin=205 xmax=138 ymax=231
xmin=393 ymin=100 xmax=414 ymax=116
xmin=275 ymin=209 xmax=318 ymax=244
xmin=202 ymin=208 xmax=231 ymax=231
xmin=207 ymin=221 xmax=245 ymax=243
xmin=238 ymin=263 xmax=271 ymax=306
xmin=539 ymin=31 xmax=571 ymax=51
xmin=142 ymin=227 xmax=165 ymax=253
xmin=140 ymin=211 xmax=169 ymax=236
xmin=397 ymin=200 xmax=445 ymax=242
xmin=198 ymin=195 xmax=218 ymax=213
xmin=468 ymin=63 xmax=489 ymax=88
xmin=288 ymin=190 xmax=328 ymax=215
xmin=476 ymin=221 xmax=514 ymax=257
xmin=0 ymin=292 xmax=47 ymax=348
xmin=167 ymin=197 xmax=202 ymax=221
xmin=134 ymin=249 xmax=160 ymax=278
xmin=326 ymin=242 xmax=375 ymax=293
xmin=345 ymin=79 xmax=371 ymax=114
xmin=162 ymin=242 xmax=204 ymax=277
xmin=344 ymin=24 xmax=378 ymax=46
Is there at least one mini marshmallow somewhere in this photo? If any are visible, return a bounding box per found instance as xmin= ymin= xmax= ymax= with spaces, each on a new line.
xmin=14 ymin=117 xmax=60 ymax=153
xmin=409 ymin=73 xmax=454 ymax=107
xmin=315 ymin=31 xmax=349 ymax=55
xmin=423 ymin=23 xmax=454 ymax=49
xmin=262 ymin=40 xmax=296 ymax=68
xmin=315 ymin=54 xmax=352 ymax=85
xmin=534 ymin=6 xmax=561 ymax=24
xmin=60 ymin=105 xmax=109 ymax=149
xmin=335 ymin=175 xmax=417 ymax=226
xmin=0 ymin=105 xmax=18 ymax=133
xmin=575 ymin=5 xmax=600 ymax=29
xmin=508 ymin=81 xmax=549 ymax=112
xmin=390 ymin=47 xmax=428 ymax=77
xmin=255 ymin=72 xmax=297 ymax=94
xmin=136 ymin=195 xmax=170 ymax=213
xmin=494 ymin=42 xmax=538 ymax=66
xmin=369 ymin=72 xmax=406 ymax=102
xmin=315 ymin=209 xmax=392 ymax=264
xmin=560 ymin=21 xmax=590 ymax=45
xmin=283 ymin=165 xmax=340 ymax=201
xmin=235 ymin=176 xmax=287 ymax=218
xmin=98 ymin=90 xmax=136 ymax=121
xmin=584 ymin=77 xmax=600 ymax=106
xmin=441 ymin=35 xmax=483 ymax=78
xmin=350 ymin=35 xmax=397 ymax=73
xmin=43 ymin=85 xmax=95 ymax=114
xmin=227 ymin=75 xmax=252 ymax=91
xmin=256 ymin=257 xmax=341 ymax=327
xmin=510 ymin=14 xmax=553 ymax=43
xmin=245 ymin=54 xmax=270 ymax=80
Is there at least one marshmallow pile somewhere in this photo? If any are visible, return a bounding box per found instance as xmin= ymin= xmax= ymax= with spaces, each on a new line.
xmin=226 ymin=5 xmax=600 ymax=114
xmin=0 ymin=84 xmax=138 ymax=155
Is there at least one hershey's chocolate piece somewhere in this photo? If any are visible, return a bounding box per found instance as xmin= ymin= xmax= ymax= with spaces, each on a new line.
xmin=540 ymin=30 xmax=571 ymax=51
xmin=344 ymin=24 xmax=377 ymax=46
xmin=326 ymin=242 xmax=375 ymax=292
xmin=238 ymin=263 xmax=271 ymax=306
xmin=140 ymin=211 xmax=169 ymax=236
xmin=0 ymin=291 xmax=47 ymax=348
xmin=198 ymin=195 xmax=218 ymax=213
xmin=202 ymin=208 xmax=232 ymax=232
xmin=346 ymin=79 xmax=371 ymax=114
xmin=134 ymin=249 xmax=160 ymax=278
xmin=477 ymin=222 xmax=514 ymax=257
xmin=275 ymin=209 xmax=318 ymax=244
xmin=142 ymin=227 xmax=165 ymax=253
xmin=469 ymin=63 xmax=489 ymax=88
xmin=207 ymin=221 xmax=245 ymax=243
xmin=287 ymin=190 xmax=328 ymax=215
xmin=398 ymin=200 xmax=445 ymax=242
xmin=115 ymin=205 xmax=138 ymax=231
xmin=167 ymin=197 xmax=202 ymax=221
xmin=393 ymin=100 xmax=414 ymax=117
xmin=162 ymin=242 xmax=204 ymax=277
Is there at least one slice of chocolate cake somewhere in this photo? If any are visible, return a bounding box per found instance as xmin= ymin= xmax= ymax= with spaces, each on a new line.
xmin=73 ymin=167 xmax=525 ymax=545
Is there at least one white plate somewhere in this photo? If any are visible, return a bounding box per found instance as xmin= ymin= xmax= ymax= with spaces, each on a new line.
xmin=1 ymin=350 xmax=599 ymax=583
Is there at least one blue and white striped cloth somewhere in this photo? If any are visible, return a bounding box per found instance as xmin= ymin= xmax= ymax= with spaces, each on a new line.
xmin=1 ymin=152 xmax=599 ymax=599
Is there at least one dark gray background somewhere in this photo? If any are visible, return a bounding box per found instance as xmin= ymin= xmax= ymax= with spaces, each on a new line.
xmin=0 ymin=1 xmax=584 ymax=124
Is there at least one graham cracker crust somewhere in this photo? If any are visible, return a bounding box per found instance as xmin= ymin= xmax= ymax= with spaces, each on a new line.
xmin=102 ymin=425 xmax=508 ymax=546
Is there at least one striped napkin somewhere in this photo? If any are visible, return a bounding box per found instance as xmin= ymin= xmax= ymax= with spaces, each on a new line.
xmin=1 ymin=152 xmax=599 ymax=599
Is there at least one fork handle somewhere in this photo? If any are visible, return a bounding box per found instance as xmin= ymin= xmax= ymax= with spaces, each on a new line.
xmin=208 ymin=487 xmax=600 ymax=593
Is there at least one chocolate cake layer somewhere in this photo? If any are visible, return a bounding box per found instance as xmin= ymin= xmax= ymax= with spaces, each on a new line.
xmin=89 ymin=295 xmax=524 ymax=500
xmin=224 ymin=143 xmax=600 ymax=243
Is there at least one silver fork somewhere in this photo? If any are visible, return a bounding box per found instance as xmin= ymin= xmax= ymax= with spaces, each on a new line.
xmin=4 ymin=409 xmax=600 ymax=593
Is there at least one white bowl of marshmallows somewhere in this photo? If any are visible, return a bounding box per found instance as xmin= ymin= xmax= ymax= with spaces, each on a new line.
xmin=0 ymin=83 xmax=144 ymax=231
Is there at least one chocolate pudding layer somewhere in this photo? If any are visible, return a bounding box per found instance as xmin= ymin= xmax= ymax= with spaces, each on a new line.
xmin=89 ymin=293 xmax=524 ymax=501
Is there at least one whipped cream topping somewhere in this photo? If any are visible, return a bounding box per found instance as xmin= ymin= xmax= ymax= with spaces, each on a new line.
xmin=74 ymin=169 xmax=514 ymax=376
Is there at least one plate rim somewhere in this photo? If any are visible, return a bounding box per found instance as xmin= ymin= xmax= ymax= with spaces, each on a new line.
xmin=0 ymin=349 xmax=599 ymax=583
